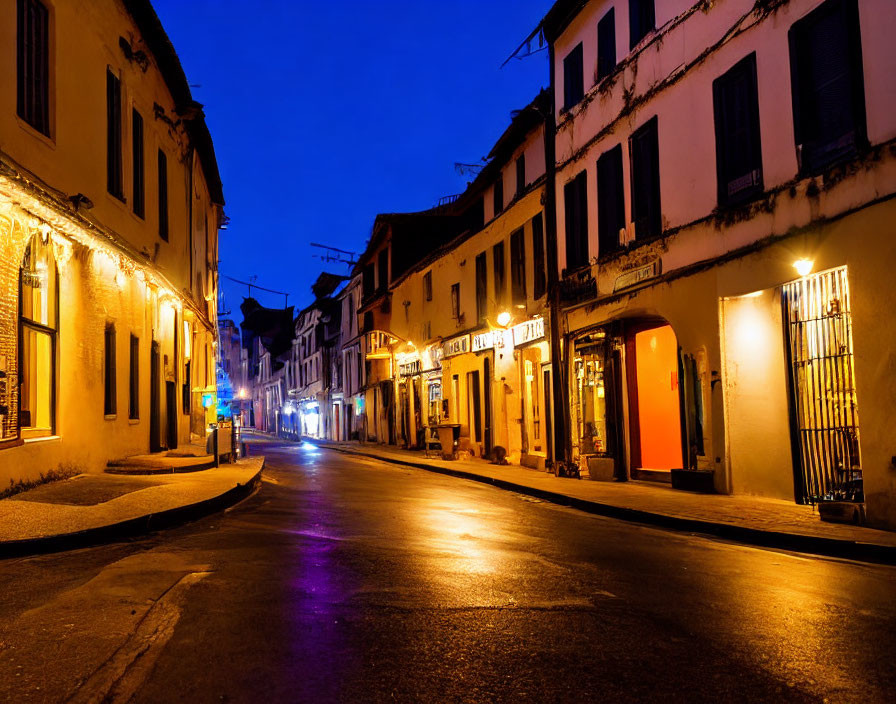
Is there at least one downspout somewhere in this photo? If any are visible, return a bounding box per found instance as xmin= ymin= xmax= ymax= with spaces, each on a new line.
xmin=543 ymin=42 xmax=570 ymax=473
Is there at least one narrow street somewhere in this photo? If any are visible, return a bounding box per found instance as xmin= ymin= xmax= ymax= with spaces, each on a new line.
xmin=1 ymin=437 xmax=894 ymax=703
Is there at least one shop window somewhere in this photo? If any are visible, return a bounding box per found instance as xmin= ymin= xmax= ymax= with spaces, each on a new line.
xmin=629 ymin=0 xmax=655 ymax=49
xmin=510 ymin=228 xmax=526 ymax=305
xmin=475 ymin=252 xmax=487 ymax=324
xmin=19 ymin=233 xmax=57 ymax=437
xmin=16 ymin=0 xmax=50 ymax=136
xmin=132 ymin=109 xmax=145 ymax=218
xmin=629 ymin=116 xmax=661 ymax=240
xmin=492 ymin=242 xmax=506 ymax=308
xmin=107 ymin=69 xmax=123 ymax=200
xmin=564 ymin=170 xmax=589 ymax=271
xmin=104 ymin=324 xmax=117 ymax=416
xmin=597 ymin=8 xmax=616 ymax=83
xmin=563 ymin=42 xmax=584 ymax=110
xmin=789 ymin=0 xmax=866 ymax=175
xmin=158 ymin=149 xmax=168 ymax=241
xmin=713 ymin=53 xmax=763 ymax=206
xmin=129 ymin=335 xmax=139 ymax=420
xmin=574 ymin=333 xmax=609 ymax=456
xmin=597 ymin=144 xmax=625 ymax=256
xmin=532 ymin=213 xmax=546 ymax=300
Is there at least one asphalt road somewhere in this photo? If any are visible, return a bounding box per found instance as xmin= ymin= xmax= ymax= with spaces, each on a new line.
xmin=1 ymin=437 xmax=894 ymax=703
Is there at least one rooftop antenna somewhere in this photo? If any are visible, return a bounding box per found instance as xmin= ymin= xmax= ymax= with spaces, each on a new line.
xmin=311 ymin=243 xmax=358 ymax=267
xmin=222 ymin=273 xmax=289 ymax=308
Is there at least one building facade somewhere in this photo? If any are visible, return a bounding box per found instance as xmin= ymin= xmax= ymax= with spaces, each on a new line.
xmin=0 ymin=0 xmax=223 ymax=483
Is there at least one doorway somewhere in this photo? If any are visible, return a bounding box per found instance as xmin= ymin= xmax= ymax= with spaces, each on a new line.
xmin=627 ymin=324 xmax=683 ymax=475
xmin=482 ymin=358 xmax=492 ymax=457
xmin=467 ymin=370 xmax=481 ymax=447
xmin=166 ymin=380 xmax=178 ymax=450
xmin=150 ymin=341 xmax=161 ymax=453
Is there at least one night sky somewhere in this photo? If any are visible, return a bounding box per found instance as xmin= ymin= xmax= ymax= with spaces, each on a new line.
xmin=151 ymin=0 xmax=552 ymax=315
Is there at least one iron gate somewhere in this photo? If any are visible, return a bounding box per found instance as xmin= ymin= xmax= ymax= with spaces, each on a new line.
xmin=782 ymin=266 xmax=862 ymax=504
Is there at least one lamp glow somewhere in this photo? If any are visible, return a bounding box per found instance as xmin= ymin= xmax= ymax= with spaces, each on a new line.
xmin=497 ymin=311 xmax=511 ymax=327
xmin=794 ymin=259 xmax=814 ymax=277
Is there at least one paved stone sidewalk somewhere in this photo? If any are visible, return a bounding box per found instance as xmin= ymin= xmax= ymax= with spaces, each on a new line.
xmin=0 ymin=457 xmax=263 ymax=552
xmin=308 ymin=438 xmax=896 ymax=561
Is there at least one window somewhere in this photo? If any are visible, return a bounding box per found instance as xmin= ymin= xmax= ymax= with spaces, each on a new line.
xmin=450 ymin=283 xmax=460 ymax=320
xmin=475 ymin=252 xmax=487 ymax=324
xmin=107 ymin=70 xmax=123 ymax=200
xmin=377 ymin=248 xmax=389 ymax=292
xmin=629 ymin=116 xmax=661 ymax=240
xmin=629 ymin=0 xmax=655 ymax=49
xmin=129 ymin=335 xmax=139 ymax=420
xmin=16 ymin=0 xmax=49 ymax=136
xmin=563 ymin=42 xmax=584 ymax=110
xmin=132 ymin=109 xmax=145 ymax=218
xmin=423 ymin=321 xmax=431 ymax=340
xmin=712 ymin=54 xmax=763 ymax=206
xmin=510 ymin=228 xmax=526 ymax=305
xmin=19 ymin=233 xmax=57 ymax=438
xmin=158 ymin=149 xmax=168 ymax=240
xmin=597 ymin=144 xmax=625 ymax=256
xmin=423 ymin=271 xmax=432 ymax=301
xmin=532 ymin=213 xmax=546 ymax=300
xmin=492 ymin=241 xmax=506 ymax=307
xmin=104 ymin=324 xmax=117 ymax=416
xmin=362 ymin=262 xmax=375 ymax=299
xmin=789 ymin=0 xmax=866 ymax=175
xmin=493 ymin=177 xmax=504 ymax=217
xmin=597 ymin=8 xmax=616 ymax=83
xmin=564 ymin=170 xmax=589 ymax=271
xmin=515 ymin=154 xmax=526 ymax=197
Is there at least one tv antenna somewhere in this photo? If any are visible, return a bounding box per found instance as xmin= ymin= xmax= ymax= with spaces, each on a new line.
xmin=222 ymin=274 xmax=290 ymax=308
xmin=311 ymin=243 xmax=357 ymax=266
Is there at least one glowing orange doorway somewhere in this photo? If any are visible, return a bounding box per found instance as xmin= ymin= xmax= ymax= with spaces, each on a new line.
xmin=632 ymin=325 xmax=683 ymax=470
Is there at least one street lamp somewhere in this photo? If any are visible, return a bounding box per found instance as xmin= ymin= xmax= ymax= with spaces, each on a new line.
xmin=497 ymin=311 xmax=511 ymax=327
xmin=793 ymin=259 xmax=814 ymax=277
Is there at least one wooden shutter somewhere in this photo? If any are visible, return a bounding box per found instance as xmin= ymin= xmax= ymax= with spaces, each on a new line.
xmin=563 ymin=43 xmax=584 ymax=110
xmin=475 ymin=253 xmax=487 ymax=323
xmin=493 ymin=178 xmax=504 ymax=216
xmin=157 ymin=149 xmax=168 ymax=240
xmin=564 ymin=170 xmax=589 ymax=271
xmin=493 ymin=241 xmax=506 ymax=307
xmin=17 ymin=0 xmax=49 ymax=135
xmin=516 ymin=154 xmax=526 ymax=197
xmin=132 ymin=109 xmax=145 ymax=217
xmin=629 ymin=0 xmax=655 ymax=49
xmin=597 ymin=8 xmax=616 ymax=82
xmin=107 ymin=70 xmax=123 ymax=199
xmin=597 ymin=144 xmax=625 ymax=256
xmin=532 ymin=213 xmax=546 ymax=300
xmin=510 ymin=228 xmax=526 ymax=305
xmin=629 ymin=116 xmax=661 ymax=240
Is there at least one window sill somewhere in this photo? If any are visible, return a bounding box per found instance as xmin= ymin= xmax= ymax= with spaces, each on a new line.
xmin=24 ymin=434 xmax=60 ymax=444
xmin=104 ymin=414 xmax=117 ymax=421
xmin=128 ymin=418 xmax=140 ymax=425
xmin=16 ymin=115 xmax=56 ymax=148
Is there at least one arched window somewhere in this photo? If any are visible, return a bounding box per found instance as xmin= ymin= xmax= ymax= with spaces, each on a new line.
xmin=19 ymin=232 xmax=58 ymax=438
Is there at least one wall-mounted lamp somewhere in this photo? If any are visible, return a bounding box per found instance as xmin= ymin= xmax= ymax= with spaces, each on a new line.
xmin=793 ymin=259 xmax=814 ymax=277
xmin=497 ymin=311 xmax=511 ymax=327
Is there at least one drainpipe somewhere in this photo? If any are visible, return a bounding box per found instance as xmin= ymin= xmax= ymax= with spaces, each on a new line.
xmin=543 ymin=44 xmax=570 ymax=473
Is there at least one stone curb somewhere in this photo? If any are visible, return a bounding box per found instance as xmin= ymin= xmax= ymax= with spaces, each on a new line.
xmin=312 ymin=441 xmax=896 ymax=566
xmin=0 ymin=460 xmax=264 ymax=560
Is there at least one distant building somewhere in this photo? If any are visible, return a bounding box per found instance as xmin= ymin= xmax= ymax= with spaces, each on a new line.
xmin=0 ymin=0 xmax=224 ymax=482
xmin=239 ymin=297 xmax=293 ymax=433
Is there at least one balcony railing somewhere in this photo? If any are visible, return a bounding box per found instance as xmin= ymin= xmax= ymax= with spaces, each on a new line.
xmin=560 ymin=271 xmax=597 ymax=306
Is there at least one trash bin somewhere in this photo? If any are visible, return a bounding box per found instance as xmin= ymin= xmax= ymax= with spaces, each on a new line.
xmin=435 ymin=423 xmax=461 ymax=460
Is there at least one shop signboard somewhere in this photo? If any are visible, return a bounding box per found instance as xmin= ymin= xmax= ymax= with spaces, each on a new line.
xmin=399 ymin=359 xmax=422 ymax=377
xmin=442 ymin=334 xmax=470 ymax=358
xmin=512 ymin=318 xmax=545 ymax=347
xmin=613 ymin=259 xmax=661 ymax=292
xmin=472 ymin=330 xmax=498 ymax=352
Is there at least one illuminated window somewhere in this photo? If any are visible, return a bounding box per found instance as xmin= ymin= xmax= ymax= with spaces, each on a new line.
xmin=19 ymin=233 xmax=57 ymax=438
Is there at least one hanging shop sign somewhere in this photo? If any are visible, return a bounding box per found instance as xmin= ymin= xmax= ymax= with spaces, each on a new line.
xmin=399 ymin=359 xmax=422 ymax=377
xmin=613 ymin=259 xmax=661 ymax=293
xmin=472 ymin=330 xmax=499 ymax=352
xmin=511 ymin=317 xmax=545 ymax=347
xmin=424 ymin=344 xmax=443 ymax=371
xmin=442 ymin=334 xmax=470 ymax=358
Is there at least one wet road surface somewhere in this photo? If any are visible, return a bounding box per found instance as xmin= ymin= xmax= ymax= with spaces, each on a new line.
xmin=1 ymin=437 xmax=894 ymax=703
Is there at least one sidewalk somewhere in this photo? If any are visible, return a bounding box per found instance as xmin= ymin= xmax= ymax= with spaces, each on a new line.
xmin=310 ymin=439 xmax=896 ymax=564
xmin=0 ymin=456 xmax=264 ymax=558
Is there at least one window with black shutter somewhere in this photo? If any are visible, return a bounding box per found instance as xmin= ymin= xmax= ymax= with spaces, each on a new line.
xmin=157 ymin=149 xmax=168 ymax=240
xmin=493 ymin=241 xmax=506 ymax=307
xmin=563 ymin=42 xmax=584 ymax=111
xmin=597 ymin=144 xmax=625 ymax=256
xmin=104 ymin=324 xmax=117 ymax=416
xmin=629 ymin=0 xmax=655 ymax=49
xmin=16 ymin=0 xmax=50 ymax=136
xmin=132 ymin=109 xmax=145 ymax=218
xmin=362 ymin=263 xmax=375 ymax=298
xmin=713 ymin=53 xmax=763 ymax=206
xmin=629 ymin=116 xmax=661 ymax=240
xmin=789 ymin=0 xmax=866 ymax=175
xmin=510 ymin=228 xmax=526 ymax=305
xmin=532 ymin=213 xmax=546 ymax=300
xmin=564 ymin=170 xmax=589 ymax=271
xmin=493 ymin=177 xmax=504 ymax=216
xmin=597 ymin=8 xmax=616 ymax=83
xmin=377 ymin=248 xmax=389 ymax=291
xmin=423 ymin=271 xmax=432 ymax=301
xmin=129 ymin=334 xmax=139 ymax=420
xmin=516 ymin=154 xmax=526 ymax=197
xmin=475 ymin=252 xmax=487 ymax=324
xmin=107 ymin=70 xmax=124 ymax=200
xmin=450 ymin=283 xmax=460 ymax=320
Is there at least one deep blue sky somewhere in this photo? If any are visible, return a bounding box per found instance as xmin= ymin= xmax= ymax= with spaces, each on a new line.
xmin=152 ymin=0 xmax=552 ymax=315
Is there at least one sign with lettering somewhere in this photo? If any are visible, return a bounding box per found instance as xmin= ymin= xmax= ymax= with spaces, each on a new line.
xmin=511 ymin=318 xmax=545 ymax=347
xmin=399 ymin=359 xmax=422 ymax=377
xmin=472 ymin=330 xmax=498 ymax=352
xmin=613 ymin=260 xmax=661 ymax=292
xmin=441 ymin=334 xmax=470 ymax=358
